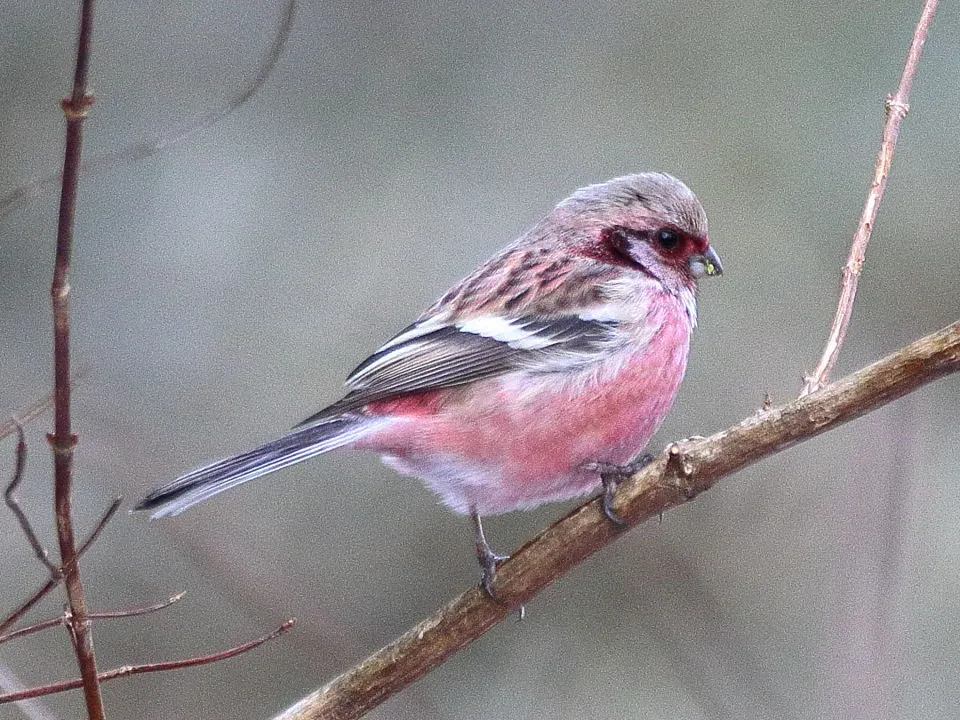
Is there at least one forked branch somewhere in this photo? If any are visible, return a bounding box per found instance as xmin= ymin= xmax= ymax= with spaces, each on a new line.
xmin=5 ymin=423 xmax=58 ymax=574
xmin=0 ymin=592 xmax=185 ymax=646
xmin=0 ymin=499 xmax=120 ymax=637
xmin=0 ymin=0 xmax=296 ymax=219
xmin=0 ymin=619 xmax=295 ymax=705
xmin=803 ymin=0 xmax=939 ymax=394
xmin=274 ymin=320 xmax=960 ymax=720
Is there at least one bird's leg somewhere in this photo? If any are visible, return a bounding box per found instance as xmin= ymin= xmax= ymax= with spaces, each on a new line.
xmin=471 ymin=510 xmax=508 ymax=599
xmin=585 ymin=453 xmax=655 ymax=526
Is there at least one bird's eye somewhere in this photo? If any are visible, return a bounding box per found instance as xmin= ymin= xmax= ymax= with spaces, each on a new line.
xmin=656 ymin=229 xmax=680 ymax=250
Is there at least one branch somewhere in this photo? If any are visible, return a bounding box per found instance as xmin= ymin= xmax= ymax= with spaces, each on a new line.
xmin=0 ymin=620 xmax=295 ymax=705
xmin=5 ymin=422 xmax=58 ymax=573
xmin=273 ymin=320 xmax=960 ymax=720
xmin=803 ymin=0 xmax=939 ymax=394
xmin=0 ymin=498 xmax=118 ymax=637
xmin=0 ymin=0 xmax=295 ymax=219
xmin=48 ymin=1 xmax=103 ymax=717
xmin=1 ymin=400 xmax=115 ymax=634
xmin=0 ymin=592 xmax=185 ymax=646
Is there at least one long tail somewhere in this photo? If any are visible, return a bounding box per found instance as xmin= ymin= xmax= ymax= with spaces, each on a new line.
xmin=135 ymin=416 xmax=374 ymax=519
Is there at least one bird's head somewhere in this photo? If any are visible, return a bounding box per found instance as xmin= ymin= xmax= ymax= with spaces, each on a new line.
xmin=558 ymin=172 xmax=722 ymax=294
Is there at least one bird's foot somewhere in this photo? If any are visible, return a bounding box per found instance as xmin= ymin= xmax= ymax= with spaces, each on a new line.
xmin=585 ymin=454 xmax=655 ymax=526
xmin=471 ymin=511 xmax=509 ymax=601
xmin=478 ymin=544 xmax=509 ymax=599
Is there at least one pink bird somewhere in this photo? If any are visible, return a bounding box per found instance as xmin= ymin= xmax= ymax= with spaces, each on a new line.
xmin=137 ymin=172 xmax=722 ymax=594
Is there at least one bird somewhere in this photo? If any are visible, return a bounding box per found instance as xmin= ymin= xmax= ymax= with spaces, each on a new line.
xmin=136 ymin=172 xmax=722 ymax=595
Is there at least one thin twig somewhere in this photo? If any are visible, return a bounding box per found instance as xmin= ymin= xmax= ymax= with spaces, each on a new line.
xmin=3 ymin=398 xmax=107 ymax=582
xmin=86 ymin=591 xmax=186 ymax=620
xmin=75 ymin=497 xmax=121 ymax=558
xmin=48 ymin=0 xmax=105 ymax=716
xmin=5 ymin=422 xmax=58 ymax=573
xmin=0 ymin=593 xmax=185 ymax=646
xmin=273 ymin=320 xmax=960 ymax=720
xmin=0 ymin=498 xmax=121 ymax=637
xmin=0 ymin=584 xmax=57 ymax=640
xmin=802 ymin=0 xmax=939 ymax=395
xmin=0 ymin=0 xmax=296 ymax=219
xmin=0 ymin=620 xmax=295 ymax=704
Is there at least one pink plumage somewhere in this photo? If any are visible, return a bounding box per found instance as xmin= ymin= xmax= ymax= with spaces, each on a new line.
xmin=137 ymin=172 xmax=722 ymax=590
xmin=360 ymin=291 xmax=693 ymax=515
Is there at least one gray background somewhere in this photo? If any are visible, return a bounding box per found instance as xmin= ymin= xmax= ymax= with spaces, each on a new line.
xmin=1 ymin=1 xmax=959 ymax=718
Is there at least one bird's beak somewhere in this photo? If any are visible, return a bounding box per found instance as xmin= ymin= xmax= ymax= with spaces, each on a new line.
xmin=689 ymin=245 xmax=723 ymax=278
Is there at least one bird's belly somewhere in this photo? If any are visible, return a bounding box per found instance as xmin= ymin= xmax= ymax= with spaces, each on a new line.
xmin=363 ymin=330 xmax=690 ymax=515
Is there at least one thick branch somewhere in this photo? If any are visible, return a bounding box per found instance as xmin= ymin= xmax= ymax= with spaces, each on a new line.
xmin=803 ymin=0 xmax=938 ymax=394
xmin=274 ymin=320 xmax=960 ymax=720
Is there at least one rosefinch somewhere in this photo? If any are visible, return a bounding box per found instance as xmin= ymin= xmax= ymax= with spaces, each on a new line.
xmin=137 ymin=172 xmax=722 ymax=593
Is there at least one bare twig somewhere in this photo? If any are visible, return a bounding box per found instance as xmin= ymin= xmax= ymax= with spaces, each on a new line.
xmin=0 ymin=498 xmax=121 ymax=637
xmin=5 ymin=422 xmax=58 ymax=573
xmin=75 ymin=497 xmax=122 ymax=559
xmin=47 ymin=4 xmax=103 ymax=716
xmin=0 ymin=592 xmax=185 ymax=646
xmin=0 ymin=0 xmax=296 ymax=219
xmin=85 ymin=591 xmax=186 ymax=620
xmin=803 ymin=0 xmax=939 ymax=395
xmin=0 ymin=619 xmax=295 ymax=705
xmin=273 ymin=320 xmax=960 ymax=720
xmin=3 ymin=5 xmax=298 ymax=715
xmin=3 ymin=396 xmax=110 ymax=586
xmin=0 ymin=585 xmax=59 ymax=641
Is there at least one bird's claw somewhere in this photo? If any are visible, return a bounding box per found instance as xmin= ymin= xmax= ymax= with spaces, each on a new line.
xmin=478 ymin=546 xmax=509 ymax=599
xmin=602 ymin=484 xmax=627 ymax=527
xmin=471 ymin=511 xmax=511 ymax=602
xmin=586 ymin=454 xmax=655 ymax=527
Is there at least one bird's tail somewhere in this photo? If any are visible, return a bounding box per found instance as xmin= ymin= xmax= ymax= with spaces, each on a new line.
xmin=135 ymin=416 xmax=374 ymax=519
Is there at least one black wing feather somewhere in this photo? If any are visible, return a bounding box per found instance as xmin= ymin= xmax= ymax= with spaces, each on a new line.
xmin=299 ymin=315 xmax=620 ymax=425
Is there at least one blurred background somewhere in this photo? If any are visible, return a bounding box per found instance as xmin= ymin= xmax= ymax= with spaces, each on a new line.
xmin=1 ymin=1 xmax=959 ymax=718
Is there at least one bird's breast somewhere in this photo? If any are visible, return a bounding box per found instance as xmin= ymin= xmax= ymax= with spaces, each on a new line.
xmin=360 ymin=290 xmax=694 ymax=515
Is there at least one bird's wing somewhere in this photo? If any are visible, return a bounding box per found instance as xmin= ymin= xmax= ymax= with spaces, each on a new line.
xmin=298 ymin=312 xmax=624 ymax=424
